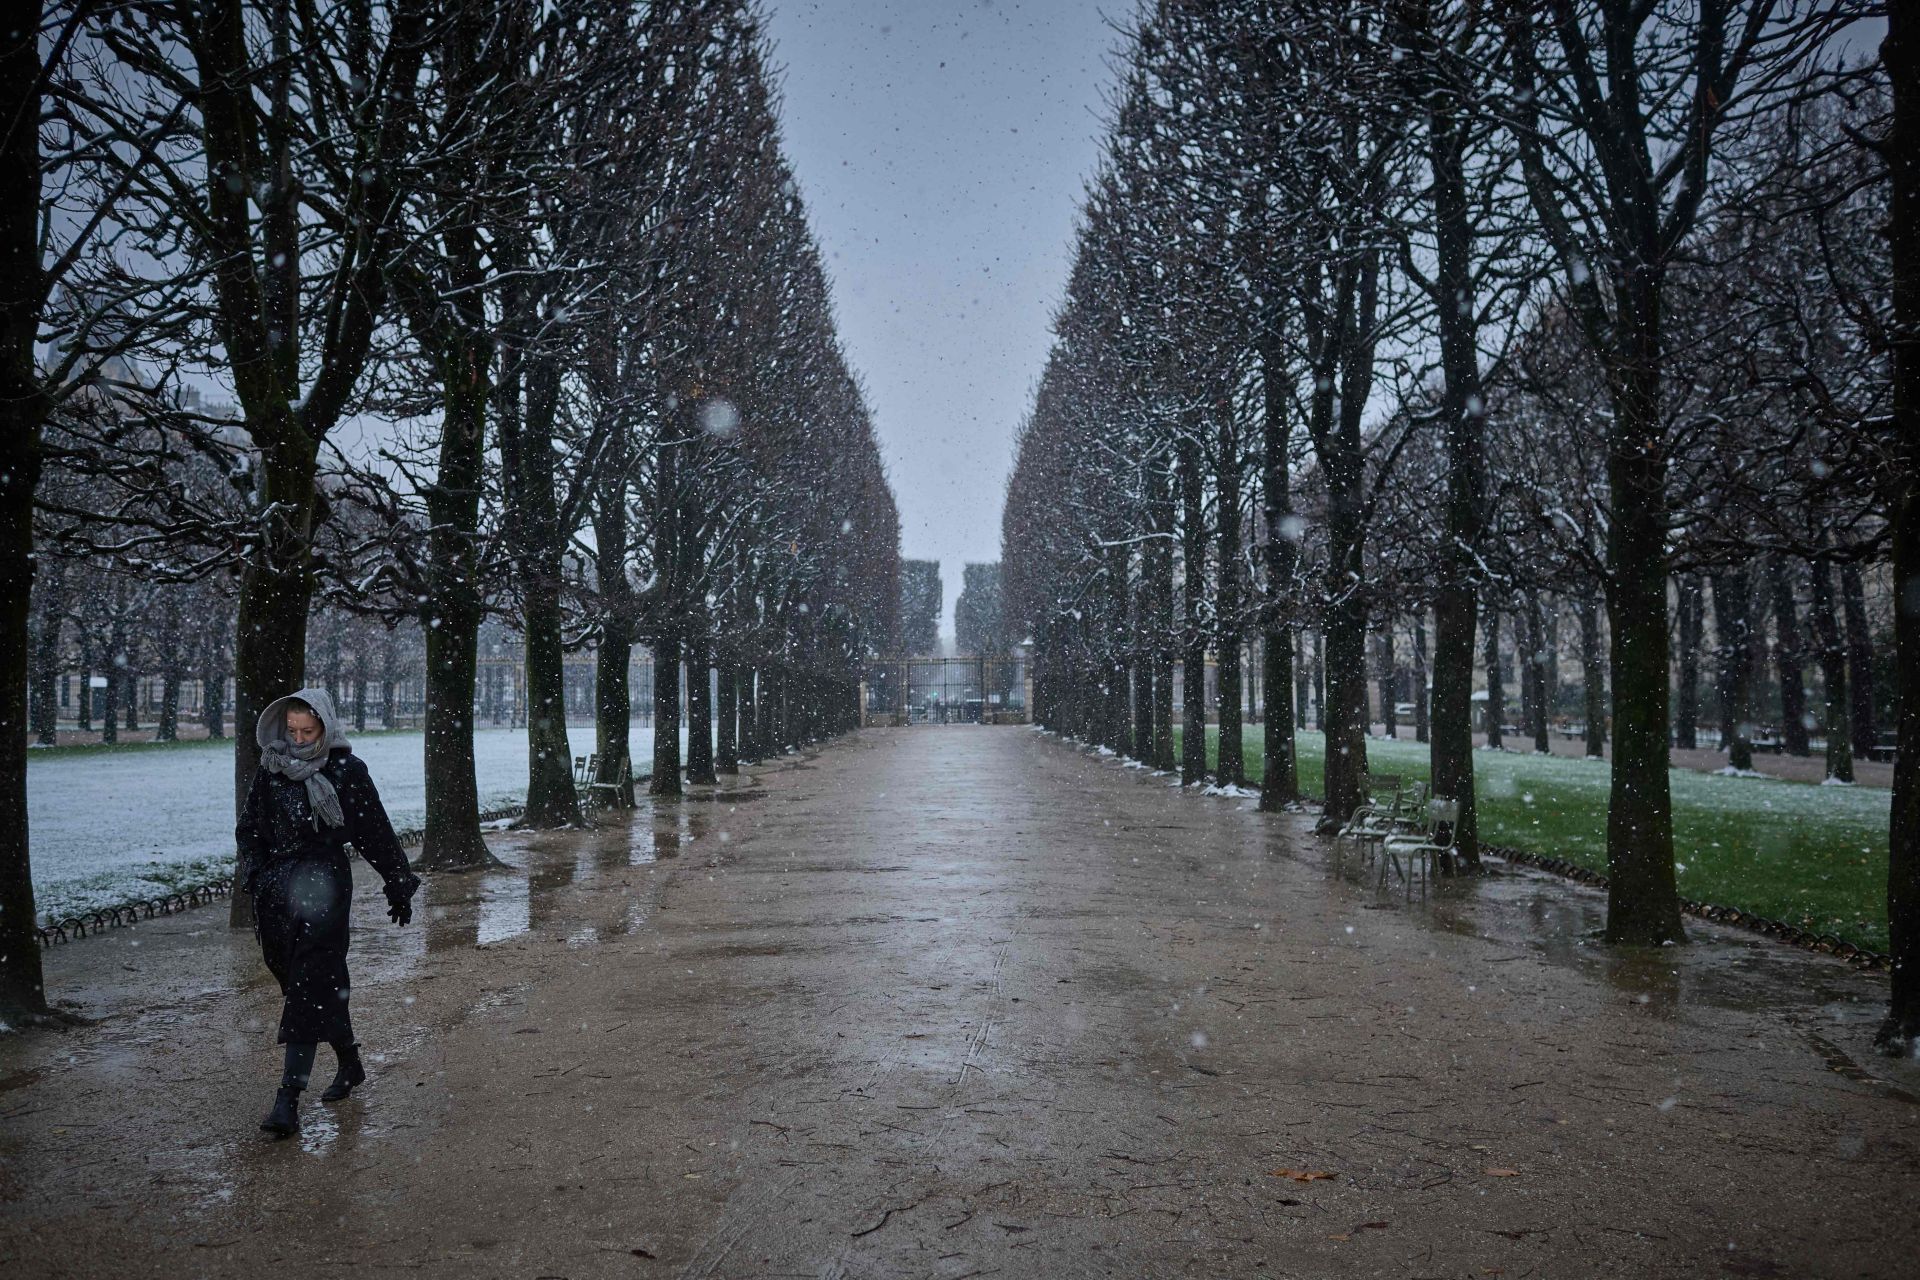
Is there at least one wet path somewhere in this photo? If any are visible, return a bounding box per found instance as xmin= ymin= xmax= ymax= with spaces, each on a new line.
xmin=2 ymin=727 xmax=1916 ymax=1277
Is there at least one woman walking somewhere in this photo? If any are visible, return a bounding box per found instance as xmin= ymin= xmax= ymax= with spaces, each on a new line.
xmin=237 ymin=687 xmax=420 ymax=1137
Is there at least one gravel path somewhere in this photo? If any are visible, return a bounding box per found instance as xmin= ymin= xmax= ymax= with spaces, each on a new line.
xmin=1 ymin=726 xmax=1914 ymax=1277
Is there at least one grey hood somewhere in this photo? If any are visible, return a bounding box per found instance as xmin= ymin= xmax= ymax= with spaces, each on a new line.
xmin=256 ymin=686 xmax=351 ymax=755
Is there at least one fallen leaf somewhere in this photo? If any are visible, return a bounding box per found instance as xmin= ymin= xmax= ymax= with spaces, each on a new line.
xmin=1485 ymin=1168 xmax=1521 ymax=1177
xmin=1327 ymin=1234 xmax=1351 ymax=1242
xmin=1353 ymin=1222 xmax=1390 ymax=1231
xmin=1269 ymin=1168 xmax=1338 ymax=1183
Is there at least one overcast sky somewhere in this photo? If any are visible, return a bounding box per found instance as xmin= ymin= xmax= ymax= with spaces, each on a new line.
xmin=760 ymin=0 xmax=1120 ymax=641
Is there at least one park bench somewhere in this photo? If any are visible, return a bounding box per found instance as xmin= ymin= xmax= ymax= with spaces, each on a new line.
xmin=1337 ymin=776 xmax=1426 ymax=868
xmin=1380 ymin=796 xmax=1460 ymax=898
xmin=575 ymin=752 xmax=634 ymax=809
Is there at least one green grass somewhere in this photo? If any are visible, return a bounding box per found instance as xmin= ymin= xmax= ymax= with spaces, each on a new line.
xmin=1175 ymin=726 xmax=1894 ymax=952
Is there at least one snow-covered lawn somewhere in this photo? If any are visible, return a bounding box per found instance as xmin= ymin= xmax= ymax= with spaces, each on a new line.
xmin=27 ymin=725 xmax=666 ymax=923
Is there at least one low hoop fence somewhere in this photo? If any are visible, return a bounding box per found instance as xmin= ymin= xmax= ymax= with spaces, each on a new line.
xmin=35 ymin=803 xmax=528 ymax=948
xmin=1488 ymin=845 xmax=1891 ymax=972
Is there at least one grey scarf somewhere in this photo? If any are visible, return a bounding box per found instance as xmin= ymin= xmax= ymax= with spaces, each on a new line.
xmin=256 ymin=687 xmax=350 ymax=829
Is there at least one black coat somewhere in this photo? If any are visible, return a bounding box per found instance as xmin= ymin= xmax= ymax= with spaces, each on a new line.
xmin=236 ymin=749 xmax=418 ymax=1044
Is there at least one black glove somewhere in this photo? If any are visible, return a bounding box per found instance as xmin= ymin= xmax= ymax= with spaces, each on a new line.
xmin=384 ymin=874 xmax=420 ymax=927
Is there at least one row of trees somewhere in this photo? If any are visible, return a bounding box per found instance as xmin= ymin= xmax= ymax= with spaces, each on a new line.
xmin=1244 ymin=557 xmax=1893 ymax=778
xmin=898 ymin=559 xmax=943 ymax=655
xmin=1001 ymin=1 xmax=1919 ymax=1052
xmin=2 ymin=0 xmax=900 ymax=1021
xmin=22 ymin=565 xmax=435 ymax=745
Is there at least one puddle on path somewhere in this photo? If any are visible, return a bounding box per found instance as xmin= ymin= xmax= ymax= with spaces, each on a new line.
xmin=414 ymin=799 xmax=707 ymax=952
xmin=1291 ymin=813 xmax=1897 ymax=1048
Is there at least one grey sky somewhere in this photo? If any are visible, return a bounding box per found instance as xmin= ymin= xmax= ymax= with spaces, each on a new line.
xmin=760 ymin=0 xmax=1119 ymax=641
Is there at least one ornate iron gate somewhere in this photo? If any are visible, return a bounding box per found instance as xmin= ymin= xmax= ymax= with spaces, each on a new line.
xmin=862 ymin=656 xmax=1029 ymax=725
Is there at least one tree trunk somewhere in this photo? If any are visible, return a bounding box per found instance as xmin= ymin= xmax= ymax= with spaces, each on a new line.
xmin=591 ymin=466 xmax=637 ymax=802
xmin=101 ymin=622 xmax=120 ymax=746
xmin=1320 ymin=507 xmax=1370 ymax=826
xmin=758 ymin=662 xmax=778 ymax=755
xmin=0 ymin=3 xmax=48 ymax=1013
xmin=201 ymin=609 xmax=229 ymax=740
xmin=738 ymin=664 xmax=759 ymax=764
xmin=1601 ymin=345 xmax=1683 ymax=946
xmin=29 ymin=558 xmax=60 ymax=745
xmin=1435 ymin=571 xmax=1484 ymax=841
xmin=227 ymin=430 xmax=321 ymax=925
xmin=1770 ymin=556 xmax=1810 ymax=756
xmin=595 ymin=623 xmax=635 ymax=808
xmin=1402 ymin=0 xmax=1484 ymax=867
xmin=1411 ymin=612 xmax=1430 ymax=745
xmin=420 ymin=598 xmax=495 ymax=869
xmin=1811 ymin=556 xmax=1855 ymax=784
xmin=1377 ymin=628 xmax=1397 ymax=740
xmin=1179 ymin=432 xmax=1207 ymax=787
xmin=1526 ymin=592 xmax=1550 ymax=753
xmin=1148 ymin=464 xmax=1176 ymax=772
xmin=1216 ymin=402 xmax=1244 ymax=785
xmin=1247 ymin=638 xmax=1259 ymax=727
xmin=1579 ymin=595 xmax=1606 ymax=758
xmin=1483 ymin=605 xmax=1505 ymax=749
xmin=414 ymin=364 xmax=499 ymax=872
xmin=75 ymin=644 xmax=91 ymax=733
xmin=1295 ymin=631 xmax=1310 ymax=728
xmin=589 ymin=369 xmax=637 ymax=805
xmin=499 ymin=332 xmax=578 ymax=827
xmin=1517 ymin=607 xmax=1535 ymax=745
xmin=777 ymin=665 xmax=797 ymax=750
xmin=1312 ymin=630 xmax=1324 ymax=730
xmin=1132 ymin=559 xmax=1154 ymax=763
xmin=1714 ymin=568 xmax=1755 ymax=772
xmin=1258 ymin=335 xmax=1298 ymax=809
xmin=1879 ymin=1 xmax=1919 ymax=1051
xmin=686 ymin=634 xmax=716 ymax=785
xmin=1675 ymin=574 xmax=1703 ymax=749
xmin=1841 ymin=561 xmax=1878 ymax=758
xmin=155 ymin=590 xmax=181 ymax=742
xmin=1311 ymin=277 xmax=1376 ymax=827
xmin=651 ymin=637 xmax=683 ymax=796
xmin=717 ymin=653 xmax=739 ymax=774
xmin=0 ymin=416 xmax=44 ymax=1013
xmin=520 ymin=581 xmax=578 ymax=825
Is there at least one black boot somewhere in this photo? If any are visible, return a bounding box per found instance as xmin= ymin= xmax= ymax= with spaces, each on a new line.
xmin=262 ymin=1041 xmax=316 ymax=1137
xmin=261 ymin=1085 xmax=300 ymax=1136
xmin=321 ymin=1042 xmax=366 ymax=1102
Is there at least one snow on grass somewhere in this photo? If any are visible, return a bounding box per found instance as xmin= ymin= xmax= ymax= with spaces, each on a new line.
xmin=27 ymin=725 xmax=668 ymax=924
